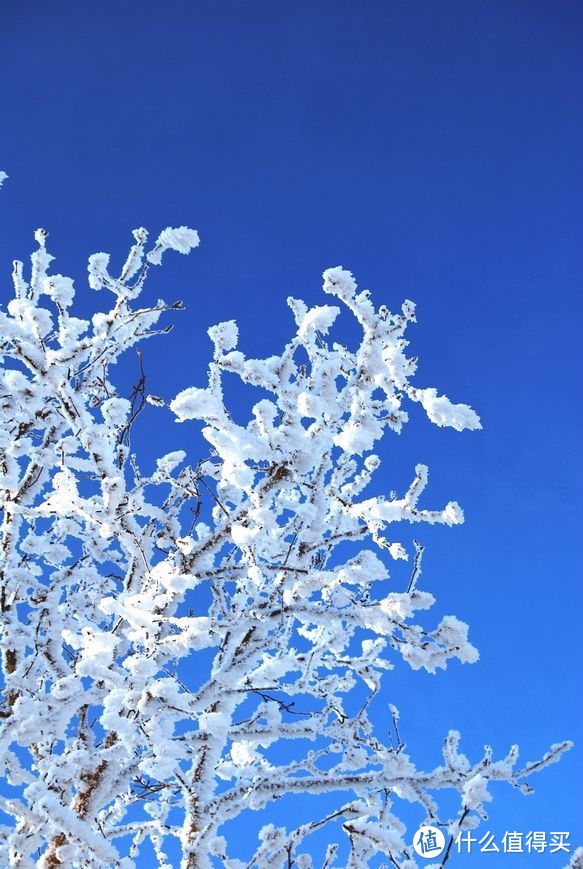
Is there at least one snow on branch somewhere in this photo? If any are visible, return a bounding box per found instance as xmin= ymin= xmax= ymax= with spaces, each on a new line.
xmin=0 ymin=230 xmax=571 ymax=869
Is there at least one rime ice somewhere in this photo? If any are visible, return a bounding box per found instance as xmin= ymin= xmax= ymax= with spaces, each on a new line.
xmin=0 ymin=213 xmax=571 ymax=868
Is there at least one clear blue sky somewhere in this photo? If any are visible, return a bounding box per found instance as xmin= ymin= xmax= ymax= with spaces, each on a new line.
xmin=1 ymin=1 xmax=581 ymax=865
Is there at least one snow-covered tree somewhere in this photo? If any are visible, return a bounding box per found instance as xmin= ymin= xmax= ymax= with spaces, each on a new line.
xmin=0 ymin=186 xmax=572 ymax=867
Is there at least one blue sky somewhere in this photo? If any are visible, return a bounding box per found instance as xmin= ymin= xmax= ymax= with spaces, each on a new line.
xmin=1 ymin=1 xmax=582 ymax=865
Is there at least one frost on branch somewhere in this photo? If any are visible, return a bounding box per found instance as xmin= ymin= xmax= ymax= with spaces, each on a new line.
xmin=0 ymin=212 xmax=571 ymax=869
